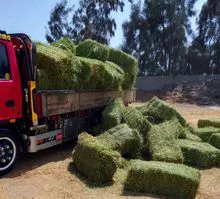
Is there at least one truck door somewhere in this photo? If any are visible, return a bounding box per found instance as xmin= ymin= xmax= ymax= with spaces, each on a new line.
xmin=0 ymin=40 xmax=22 ymax=121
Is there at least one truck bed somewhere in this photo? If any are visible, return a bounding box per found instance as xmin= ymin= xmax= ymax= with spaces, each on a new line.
xmin=38 ymin=90 xmax=135 ymax=117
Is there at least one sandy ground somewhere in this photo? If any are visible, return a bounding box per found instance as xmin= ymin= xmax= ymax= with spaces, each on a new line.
xmin=0 ymin=103 xmax=220 ymax=199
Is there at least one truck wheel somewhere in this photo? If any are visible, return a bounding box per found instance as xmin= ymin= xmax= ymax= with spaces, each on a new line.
xmin=0 ymin=133 xmax=17 ymax=175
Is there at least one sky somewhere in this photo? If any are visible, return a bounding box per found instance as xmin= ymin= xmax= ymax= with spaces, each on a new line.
xmin=0 ymin=0 xmax=206 ymax=48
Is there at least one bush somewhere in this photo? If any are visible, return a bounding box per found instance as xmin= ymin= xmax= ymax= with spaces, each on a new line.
xmin=72 ymin=132 xmax=121 ymax=184
xmin=140 ymin=97 xmax=187 ymax=126
xmin=124 ymin=160 xmax=200 ymax=199
xmin=209 ymin=133 xmax=220 ymax=149
xmin=179 ymin=139 xmax=220 ymax=168
xmin=76 ymin=39 xmax=109 ymax=62
xmin=102 ymin=98 xmax=125 ymax=130
xmin=123 ymin=107 xmax=151 ymax=136
xmin=52 ymin=38 xmax=76 ymax=55
xmin=108 ymin=48 xmax=138 ymax=89
xmin=147 ymin=120 xmax=185 ymax=163
xmin=195 ymin=127 xmax=220 ymax=142
xmin=98 ymin=124 xmax=142 ymax=156
xmin=198 ymin=119 xmax=220 ymax=128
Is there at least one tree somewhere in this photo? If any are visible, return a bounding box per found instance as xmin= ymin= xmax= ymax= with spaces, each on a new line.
xmin=46 ymin=0 xmax=132 ymax=44
xmin=122 ymin=0 xmax=197 ymax=76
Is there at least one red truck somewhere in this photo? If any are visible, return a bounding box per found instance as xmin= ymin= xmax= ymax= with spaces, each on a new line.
xmin=0 ymin=31 xmax=135 ymax=174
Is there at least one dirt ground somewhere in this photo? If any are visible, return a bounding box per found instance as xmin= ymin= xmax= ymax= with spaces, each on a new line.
xmin=0 ymin=103 xmax=220 ymax=199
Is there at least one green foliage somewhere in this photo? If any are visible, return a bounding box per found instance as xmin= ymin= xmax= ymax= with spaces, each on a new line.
xmin=179 ymin=139 xmax=220 ymax=168
xmin=195 ymin=127 xmax=220 ymax=142
xmin=209 ymin=133 xmax=220 ymax=149
xmin=52 ymin=38 xmax=76 ymax=55
xmin=198 ymin=119 xmax=220 ymax=128
xmin=72 ymin=132 xmax=121 ymax=184
xmin=108 ymin=48 xmax=138 ymax=89
xmin=98 ymin=124 xmax=142 ymax=156
xmin=102 ymin=98 xmax=125 ymax=130
xmin=147 ymin=120 xmax=185 ymax=163
xmin=124 ymin=160 xmax=200 ymax=199
xmin=76 ymin=39 xmax=109 ymax=62
xmin=123 ymin=107 xmax=151 ymax=136
xmin=142 ymin=97 xmax=187 ymax=126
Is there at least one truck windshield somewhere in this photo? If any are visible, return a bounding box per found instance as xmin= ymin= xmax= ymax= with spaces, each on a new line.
xmin=0 ymin=44 xmax=10 ymax=80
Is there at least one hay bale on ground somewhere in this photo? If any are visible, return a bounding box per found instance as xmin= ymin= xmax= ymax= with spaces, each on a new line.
xmin=98 ymin=124 xmax=142 ymax=156
xmin=124 ymin=160 xmax=200 ymax=199
xmin=102 ymin=98 xmax=125 ymax=130
xmin=76 ymin=39 xmax=109 ymax=62
xmin=52 ymin=38 xmax=76 ymax=55
xmin=140 ymin=97 xmax=187 ymax=126
xmin=198 ymin=119 xmax=220 ymax=128
xmin=209 ymin=133 xmax=220 ymax=149
xmin=108 ymin=48 xmax=138 ymax=89
xmin=123 ymin=107 xmax=151 ymax=136
xmin=179 ymin=139 xmax=220 ymax=168
xmin=195 ymin=127 xmax=220 ymax=142
xmin=72 ymin=132 xmax=121 ymax=184
xmin=147 ymin=120 xmax=185 ymax=163
xmin=185 ymin=133 xmax=202 ymax=142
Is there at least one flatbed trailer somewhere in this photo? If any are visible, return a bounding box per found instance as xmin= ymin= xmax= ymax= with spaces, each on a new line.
xmin=0 ymin=31 xmax=135 ymax=174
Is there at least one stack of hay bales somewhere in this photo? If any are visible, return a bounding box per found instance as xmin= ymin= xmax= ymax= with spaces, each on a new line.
xmin=209 ymin=133 xmax=220 ymax=149
xmin=36 ymin=39 xmax=138 ymax=91
xmin=125 ymin=160 xmax=200 ymax=199
xmin=195 ymin=127 xmax=220 ymax=142
xmin=198 ymin=119 xmax=220 ymax=128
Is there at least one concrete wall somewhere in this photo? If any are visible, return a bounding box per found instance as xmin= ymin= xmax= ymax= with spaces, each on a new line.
xmin=137 ymin=75 xmax=220 ymax=91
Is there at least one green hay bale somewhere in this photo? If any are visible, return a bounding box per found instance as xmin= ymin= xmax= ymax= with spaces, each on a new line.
xmin=123 ymin=107 xmax=151 ymax=136
xmin=198 ymin=119 xmax=220 ymax=128
xmin=195 ymin=127 xmax=220 ymax=142
xmin=185 ymin=132 xmax=202 ymax=142
xmin=179 ymin=139 xmax=220 ymax=168
xmin=76 ymin=39 xmax=109 ymax=62
xmin=124 ymin=160 xmax=200 ymax=199
xmin=108 ymin=48 xmax=138 ymax=89
xmin=147 ymin=120 xmax=185 ymax=163
xmin=209 ymin=133 xmax=220 ymax=149
xmin=140 ymin=97 xmax=187 ymax=126
xmin=102 ymin=98 xmax=125 ymax=130
xmin=36 ymin=43 xmax=81 ymax=90
xmin=72 ymin=132 xmax=121 ymax=184
xmin=76 ymin=57 xmax=124 ymax=90
xmin=52 ymin=38 xmax=76 ymax=55
xmin=98 ymin=124 xmax=142 ymax=156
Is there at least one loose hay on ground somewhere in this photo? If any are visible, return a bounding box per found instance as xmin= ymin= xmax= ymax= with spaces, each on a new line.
xmin=198 ymin=119 xmax=220 ymax=128
xmin=102 ymin=98 xmax=125 ymax=130
xmin=147 ymin=120 xmax=185 ymax=163
xmin=179 ymin=139 xmax=220 ymax=168
xmin=209 ymin=133 xmax=220 ymax=149
xmin=98 ymin=124 xmax=142 ymax=156
xmin=72 ymin=132 xmax=121 ymax=184
xmin=195 ymin=127 xmax=220 ymax=142
xmin=124 ymin=160 xmax=200 ymax=199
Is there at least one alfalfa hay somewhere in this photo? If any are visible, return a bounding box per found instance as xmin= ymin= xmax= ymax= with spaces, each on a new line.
xmin=124 ymin=160 xmax=200 ymax=199
xmin=98 ymin=124 xmax=142 ymax=156
xmin=124 ymin=107 xmax=151 ymax=136
xmin=52 ymin=38 xmax=76 ymax=55
xmin=179 ymin=139 xmax=220 ymax=168
xmin=147 ymin=120 xmax=184 ymax=163
xmin=108 ymin=48 xmax=138 ymax=89
xmin=195 ymin=127 xmax=220 ymax=142
xmin=209 ymin=133 xmax=220 ymax=149
xmin=198 ymin=119 xmax=220 ymax=128
xmin=72 ymin=132 xmax=121 ymax=184
xmin=102 ymin=98 xmax=125 ymax=130
xmin=76 ymin=39 xmax=109 ymax=62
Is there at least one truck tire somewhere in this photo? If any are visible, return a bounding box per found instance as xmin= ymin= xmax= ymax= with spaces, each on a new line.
xmin=0 ymin=133 xmax=18 ymax=175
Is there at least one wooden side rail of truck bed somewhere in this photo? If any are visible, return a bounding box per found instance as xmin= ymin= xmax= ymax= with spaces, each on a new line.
xmin=38 ymin=90 xmax=136 ymax=117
